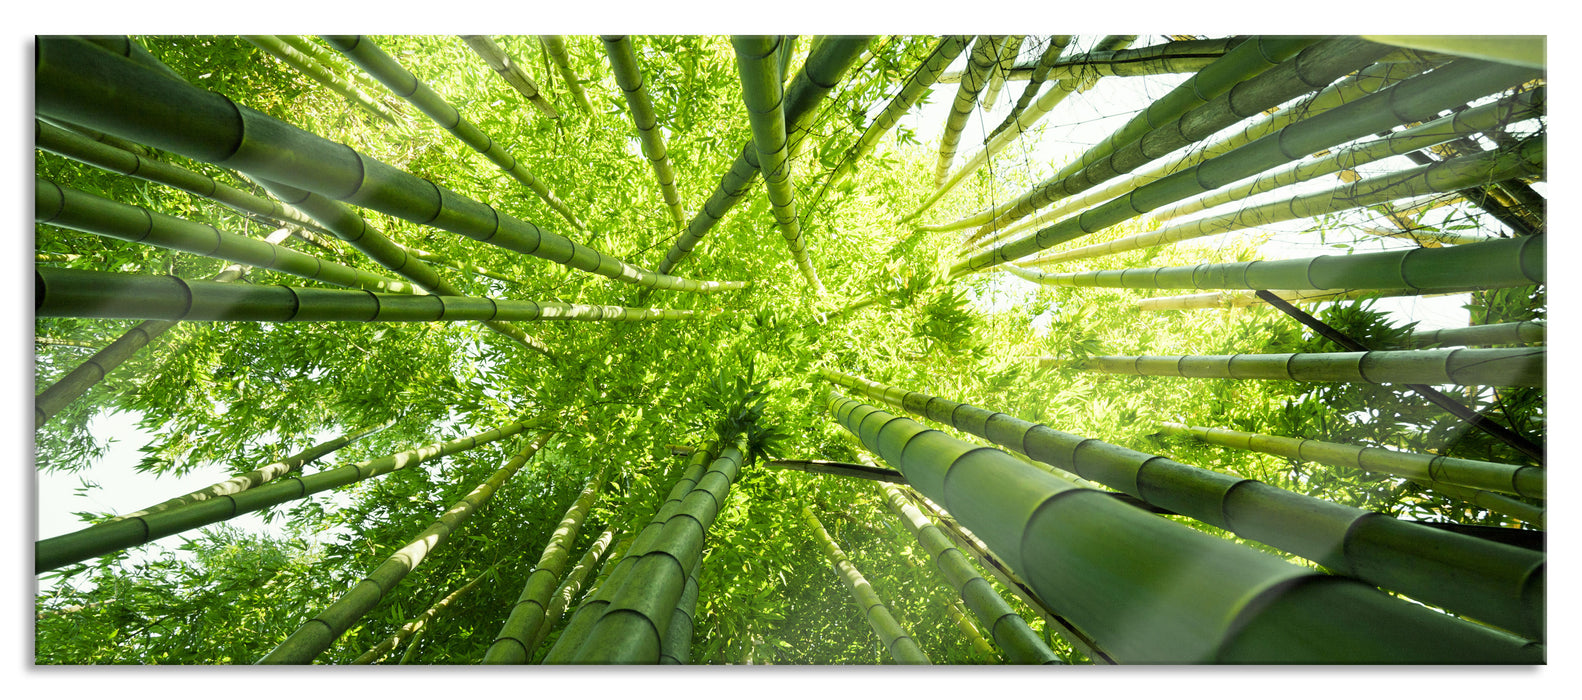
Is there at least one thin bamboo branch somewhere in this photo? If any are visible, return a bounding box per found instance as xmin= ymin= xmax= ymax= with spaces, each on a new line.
xmin=801 ymin=504 xmax=931 ymax=664
xmin=352 ymin=563 xmax=497 ymax=664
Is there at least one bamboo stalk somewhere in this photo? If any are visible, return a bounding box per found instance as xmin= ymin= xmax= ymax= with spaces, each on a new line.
xmin=1402 ymin=321 xmax=1545 ymax=348
xmin=1062 ymin=347 xmax=1543 ymax=388
xmin=764 ymin=459 xmax=905 ymax=482
xmin=36 ymin=268 xmax=708 ymax=324
xmin=36 ymin=37 xmax=743 ymax=295
xmin=259 ymin=434 xmax=548 ymax=663
xmin=1411 ymin=480 xmax=1545 ymax=528
xmin=461 ymin=35 xmax=560 ymax=119
xmin=657 ymin=557 xmax=703 ymax=664
xmin=33 ymin=228 xmax=293 ymax=429
xmin=524 ymin=529 xmax=619 ymax=658
xmin=1362 ymin=35 xmax=1545 ymax=69
xmin=934 ymin=36 xmax=1001 ymax=187
xmin=539 ymin=36 xmax=594 ymax=114
xmin=977 ymin=35 xmax=1023 ymax=108
xmin=823 ymin=370 xmax=1546 ymax=640
xmin=937 ymin=37 xmax=1239 ymax=83
xmin=1136 ymin=286 xmax=1470 ymax=311
xmin=352 ymin=563 xmax=497 ymax=664
xmin=984 ymin=35 xmax=1072 ymax=142
xmin=602 ymin=36 xmax=686 ymax=232
xmin=242 ymin=35 xmax=399 ymax=125
xmin=801 ymin=504 xmax=931 ymax=664
xmin=36 ymin=419 xmax=542 ymax=573
xmin=826 ymin=390 xmax=1542 ymax=661
xmin=481 ymin=469 xmax=609 ymax=664
xmin=272 ymin=34 xmax=392 ymax=99
xmin=1161 ymin=423 xmax=1543 ymax=499
xmin=877 ymin=482 xmax=1059 ymax=664
xmin=652 ymin=36 xmax=869 ymax=276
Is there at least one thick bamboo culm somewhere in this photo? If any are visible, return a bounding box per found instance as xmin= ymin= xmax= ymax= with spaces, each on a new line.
xmin=732 ymin=35 xmax=825 ymax=294
xmin=538 ymin=35 xmax=594 ymax=114
xmin=653 ymin=36 xmax=869 ymax=275
xmin=33 ymin=229 xmax=292 ymax=429
xmin=460 ymin=35 xmax=560 ymax=119
xmin=34 ymin=37 xmax=744 ymax=295
xmin=481 ymin=469 xmax=609 ymax=664
xmin=562 ymin=440 xmax=747 ymax=663
xmin=801 ymin=504 xmax=932 ymax=665
xmin=955 ymin=37 xmax=1391 ymax=242
xmin=259 ymin=435 xmax=547 ymax=663
xmin=1062 ymin=346 xmax=1544 ymax=389
xmin=35 ymin=179 xmax=419 ymax=295
xmin=242 ymin=35 xmax=399 ymax=125
xmin=1009 ymin=234 xmax=1544 ymax=294
xmin=253 ymin=178 xmax=554 ymax=358
xmin=936 ymin=36 xmax=1237 ymax=84
xmin=108 ymin=422 xmax=390 ymax=523
xmin=35 ymin=268 xmax=705 ymax=325
xmin=602 ymin=36 xmax=686 ymax=232
xmin=1160 ymin=423 xmax=1543 ymax=499
xmin=827 ymin=390 xmax=1541 ymax=662
xmin=657 ymin=557 xmax=703 ymax=664
xmin=934 ymin=36 xmax=1001 ymax=187
xmin=1022 ymin=136 xmax=1545 ymax=267
xmin=35 ymin=419 xmax=541 ymax=573
xmin=322 ymin=35 xmax=586 ymax=232
xmin=34 ymin=119 xmax=337 ymax=240
xmin=1135 ymin=287 xmax=1472 ymax=312
xmin=353 ymin=564 xmax=497 ymax=664
xmin=1402 ymin=321 xmax=1546 ymax=348
xmin=953 ymin=58 xmax=1539 ymax=274
xmin=821 ymin=370 xmax=1545 ymax=640
xmin=1361 ymin=35 xmax=1545 ymax=69
xmin=877 ymin=482 xmax=1059 ymax=664
xmin=541 ymin=446 xmax=719 ymax=663
xmin=523 ymin=529 xmax=619 ymax=658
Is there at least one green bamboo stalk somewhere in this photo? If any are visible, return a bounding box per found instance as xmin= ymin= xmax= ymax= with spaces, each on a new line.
xmin=524 ymin=528 xmax=619 ymax=657
xmin=35 ymin=178 xmax=419 ymax=295
xmin=242 ymin=35 xmax=399 ymax=125
xmin=542 ymin=444 xmax=720 ymax=663
xmin=1161 ymin=423 xmax=1543 ymax=499
xmin=1150 ymin=88 xmax=1546 ymax=223
xmin=1403 ymin=321 xmax=1546 ymax=349
xmin=657 ymin=557 xmax=703 ymax=664
xmin=35 ymin=37 xmax=743 ymax=295
xmin=108 ymin=422 xmax=391 ymax=523
xmin=460 ymin=35 xmax=560 ymax=119
xmin=934 ymin=36 xmax=1001 ymax=187
xmin=977 ymin=35 xmax=1023 ymax=108
xmin=562 ymin=439 xmax=747 ymax=663
xmin=33 ymin=228 xmax=292 ymax=429
xmin=877 ymin=482 xmax=1059 ymax=664
xmin=653 ymin=36 xmax=868 ymax=275
xmin=960 ymin=58 xmax=1439 ymax=242
xmin=1062 ymin=347 xmax=1543 ymax=389
xmin=826 ymin=390 xmax=1542 ymax=661
xmin=36 ymin=418 xmax=540 ymax=573
xmin=732 ymin=35 xmax=825 ymax=294
xmin=539 ymin=36 xmax=594 ymax=114
xmin=1362 ymin=35 xmax=1545 ymax=69
xmin=273 ymin=34 xmax=393 ymax=98
xmin=33 ymin=336 xmax=95 ymax=348
xmin=481 ymin=468 xmax=609 ymax=664
xmin=38 ymin=115 xmax=154 ymax=158
xmin=1136 ymin=286 xmax=1471 ymax=312
xmin=764 ymin=458 xmax=905 ymax=482
xmin=801 ymin=504 xmax=931 ymax=665
xmin=254 ymin=179 xmax=553 ymax=359
xmin=823 ymin=370 xmax=1547 ymax=639
xmin=352 ymin=563 xmax=498 ymax=664
xmin=35 ymin=119 xmax=337 ymax=241
xmin=984 ymin=35 xmax=1073 ymax=142
xmin=602 ymin=36 xmax=686 ymax=232
xmin=323 ymin=35 xmax=586 ymax=232
xmin=259 ymin=434 xmax=548 ymax=663
xmin=36 ymin=268 xmax=707 ymax=325
xmin=1022 ymin=136 xmax=1545 ymax=267
xmin=1010 ymin=233 xmax=1543 ymax=295
xmin=1412 ymin=480 xmax=1545 ymax=528
xmin=937 ymin=36 xmax=1233 ymax=84
xmin=801 ymin=36 xmax=969 ymax=225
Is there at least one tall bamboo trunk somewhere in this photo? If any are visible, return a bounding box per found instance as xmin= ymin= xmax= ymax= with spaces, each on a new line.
xmin=352 ymin=563 xmax=497 ymax=664
xmin=732 ymin=35 xmax=826 ymax=294
xmin=877 ymin=482 xmax=1059 ymax=664
xmin=538 ymin=35 xmax=594 ymax=114
xmin=977 ymin=35 xmax=1023 ymax=108
xmin=259 ymin=434 xmax=549 ymax=663
xmin=933 ymin=36 xmax=1001 ymax=187
xmin=657 ymin=557 xmax=703 ymax=664
xmin=34 ymin=37 xmax=743 ymax=294
xmin=1136 ymin=286 xmax=1475 ymax=312
xmin=822 ymin=369 xmax=1545 ymax=640
xmin=35 ymin=418 xmax=542 ymax=573
xmin=602 ymin=35 xmax=687 ymax=232
xmin=801 ymin=504 xmax=932 ymax=664
xmin=1403 ymin=320 xmax=1546 ymax=348
xmin=33 ymin=228 xmax=292 ymax=429
xmin=938 ymin=36 xmax=1234 ymax=84
xmin=556 ymin=439 xmax=747 ymax=663
xmin=1062 ymin=347 xmax=1544 ymax=389
xmin=36 ymin=268 xmax=707 ymax=324
xmin=242 ymin=35 xmax=399 ymax=125
xmin=652 ymin=36 xmax=868 ymax=276
xmin=524 ymin=528 xmax=619 ymax=658
xmin=1161 ymin=422 xmax=1543 ymax=499
xmin=460 ymin=35 xmax=560 ymax=119
xmin=827 ymin=390 xmax=1540 ymax=661
xmin=481 ymin=468 xmax=609 ymax=664
xmin=984 ymin=35 xmax=1072 ymax=141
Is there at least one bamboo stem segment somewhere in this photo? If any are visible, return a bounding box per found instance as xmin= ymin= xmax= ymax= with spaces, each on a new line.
xmin=801 ymin=504 xmax=932 ymax=664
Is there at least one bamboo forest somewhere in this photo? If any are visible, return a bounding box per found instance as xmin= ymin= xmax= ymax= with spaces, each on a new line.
xmin=33 ymin=32 xmax=1550 ymax=668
